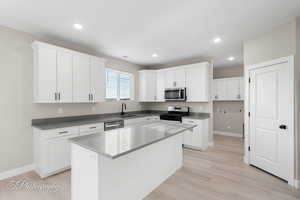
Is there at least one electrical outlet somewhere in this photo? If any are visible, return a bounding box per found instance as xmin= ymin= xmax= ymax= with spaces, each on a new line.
xmin=91 ymin=106 xmax=96 ymax=113
xmin=227 ymin=126 xmax=231 ymax=129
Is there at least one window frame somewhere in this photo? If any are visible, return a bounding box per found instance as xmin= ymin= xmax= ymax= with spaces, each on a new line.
xmin=105 ymin=68 xmax=134 ymax=101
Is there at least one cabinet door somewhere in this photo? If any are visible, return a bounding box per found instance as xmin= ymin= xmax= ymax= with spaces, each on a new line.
xmin=73 ymin=53 xmax=91 ymax=102
xmin=186 ymin=64 xmax=209 ymax=102
xmin=165 ymin=70 xmax=175 ymax=88
xmin=35 ymin=46 xmax=57 ymax=103
xmin=174 ymin=69 xmax=186 ymax=88
xmin=139 ymin=71 xmax=156 ymax=102
xmin=226 ymin=79 xmax=240 ymax=100
xmin=183 ymin=130 xmax=193 ymax=146
xmin=156 ymin=70 xmax=165 ymax=101
xmin=90 ymin=57 xmax=105 ymax=102
xmin=57 ymin=50 xmax=73 ymax=102
xmin=47 ymin=136 xmax=71 ymax=173
xmin=216 ymin=79 xmax=227 ymax=100
xmin=239 ymin=78 xmax=244 ymax=100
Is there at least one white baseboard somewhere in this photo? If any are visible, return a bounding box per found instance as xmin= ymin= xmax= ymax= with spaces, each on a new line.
xmin=214 ymin=131 xmax=243 ymax=138
xmin=0 ymin=164 xmax=35 ymax=180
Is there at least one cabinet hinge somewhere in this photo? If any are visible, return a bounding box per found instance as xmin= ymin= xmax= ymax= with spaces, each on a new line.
xmin=248 ymin=112 xmax=250 ymax=117
xmin=248 ymin=146 xmax=251 ymax=151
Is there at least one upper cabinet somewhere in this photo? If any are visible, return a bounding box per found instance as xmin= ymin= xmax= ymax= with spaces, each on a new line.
xmin=139 ymin=70 xmax=157 ymax=102
xmin=185 ymin=62 xmax=210 ymax=102
xmin=138 ymin=62 xmax=211 ymax=103
xmin=165 ymin=68 xmax=186 ymax=88
xmin=33 ymin=41 xmax=106 ymax=103
xmin=212 ymin=77 xmax=244 ymax=101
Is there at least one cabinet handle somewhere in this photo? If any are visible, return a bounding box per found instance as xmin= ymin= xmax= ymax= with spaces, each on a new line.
xmin=91 ymin=94 xmax=94 ymax=101
xmin=215 ymin=95 xmax=218 ymax=99
xmin=58 ymin=93 xmax=61 ymax=101
xmin=237 ymin=94 xmax=241 ymax=99
xmin=59 ymin=131 xmax=68 ymax=134
xmin=89 ymin=127 xmax=97 ymax=129
xmin=89 ymin=94 xmax=91 ymax=101
xmin=54 ymin=93 xmax=57 ymax=101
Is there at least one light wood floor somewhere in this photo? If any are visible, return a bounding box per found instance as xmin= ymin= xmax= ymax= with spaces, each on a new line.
xmin=0 ymin=135 xmax=299 ymax=200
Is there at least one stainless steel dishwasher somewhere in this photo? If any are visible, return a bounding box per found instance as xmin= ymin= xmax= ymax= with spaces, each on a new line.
xmin=104 ymin=120 xmax=124 ymax=131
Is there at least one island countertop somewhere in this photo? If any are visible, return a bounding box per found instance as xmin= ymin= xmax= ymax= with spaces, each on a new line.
xmin=70 ymin=121 xmax=195 ymax=159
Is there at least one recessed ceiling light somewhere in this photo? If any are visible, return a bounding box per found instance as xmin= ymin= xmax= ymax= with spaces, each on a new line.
xmin=227 ymin=56 xmax=235 ymax=61
xmin=152 ymin=53 xmax=158 ymax=58
xmin=73 ymin=23 xmax=83 ymax=30
xmin=213 ymin=37 xmax=222 ymax=44
xmin=122 ymin=56 xmax=128 ymax=59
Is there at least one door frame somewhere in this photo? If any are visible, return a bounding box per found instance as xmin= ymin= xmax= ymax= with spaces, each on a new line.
xmin=244 ymin=55 xmax=295 ymax=186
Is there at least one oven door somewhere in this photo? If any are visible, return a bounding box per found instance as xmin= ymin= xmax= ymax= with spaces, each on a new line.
xmin=164 ymin=88 xmax=186 ymax=101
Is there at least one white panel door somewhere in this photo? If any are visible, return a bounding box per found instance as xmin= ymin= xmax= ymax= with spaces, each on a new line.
xmin=90 ymin=57 xmax=105 ymax=102
xmin=73 ymin=53 xmax=91 ymax=102
xmin=37 ymin=47 xmax=57 ymax=102
xmin=250 ymin=61 xmax=293 ymax=182
xmin=186 ymin=64 xmax=209 ymax=102
xmin=174 ymin=69 xmax=186 ymax=88
xmin=57 ymin=50 xmax=73 ymax=103
xmin=226 ymin=79 xmax=240 ymax=100
xmin=156 ymin=70 xmax=165 ymax=102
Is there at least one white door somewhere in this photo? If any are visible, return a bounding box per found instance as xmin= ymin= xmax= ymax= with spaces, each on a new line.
xmin=139 ymin=71 xmax=156 ymax=102
xmin=57 ymin=50 xmax=73 ymax=102
xmin=37 ymin=47 xmax=57 ymax=102
xmin=249 ymin=61 xmax=293 ymax=182
xmin=156 ymin=70 xmax=165 ymax=102
xmin=73 ymin=53 xmax=91 ymax=102
xmin=90 ymin=57 xmax=105 ymax=102
xmin=226 ymin=79 xmax=240 ymax=100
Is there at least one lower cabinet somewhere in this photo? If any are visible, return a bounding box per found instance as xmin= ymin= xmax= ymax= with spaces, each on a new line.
xmin=34 ymin=123 xmax=103 ymax=178
xmin=182 ymin=118 xmax=208 ymax=151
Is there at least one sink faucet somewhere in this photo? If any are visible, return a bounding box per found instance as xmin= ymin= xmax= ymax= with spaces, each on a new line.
xmin=121 ymin=103 xmax=127 ymax=115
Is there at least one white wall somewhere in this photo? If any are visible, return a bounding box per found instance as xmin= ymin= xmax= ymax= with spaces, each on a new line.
xmin=243 ymin=20 xmax=299 ymax=180
xmin=0 ymin=25 xmax=144 ymax=173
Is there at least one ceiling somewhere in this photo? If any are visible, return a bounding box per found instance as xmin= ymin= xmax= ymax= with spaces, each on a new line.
xmin=0 ymin=0 xmax=300 ymax=68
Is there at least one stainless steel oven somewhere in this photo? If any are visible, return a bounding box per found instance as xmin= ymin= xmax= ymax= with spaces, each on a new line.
xmin=164 ymin=88 xmax=186 ymax=101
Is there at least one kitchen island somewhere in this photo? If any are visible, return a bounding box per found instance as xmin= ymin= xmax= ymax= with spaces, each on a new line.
xmin=70 ymin=121 xmax=195 ymax=200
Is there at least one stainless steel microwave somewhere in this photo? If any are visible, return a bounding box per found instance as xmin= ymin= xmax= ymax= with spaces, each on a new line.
xmin=164 ymin=88 xmax=186 ymax=101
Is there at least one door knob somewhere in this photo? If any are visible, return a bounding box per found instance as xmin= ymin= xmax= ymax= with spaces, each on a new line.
xmin=279 ymin=124 xmax=287 ymax=130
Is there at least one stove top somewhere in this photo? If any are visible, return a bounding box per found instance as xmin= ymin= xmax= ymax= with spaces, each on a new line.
xmin=159 ymin=106 xmax=190 ymax=122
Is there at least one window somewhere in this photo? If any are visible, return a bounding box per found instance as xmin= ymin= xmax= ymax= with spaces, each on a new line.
xmin=105 ymin=68 xmax=134 ymax=100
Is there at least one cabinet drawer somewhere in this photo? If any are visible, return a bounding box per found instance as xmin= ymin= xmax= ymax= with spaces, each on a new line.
xmin=41 ymin=126 xmax=79 ymax=139
xmin=79 ymin=123 xmax=104 ymax=133
xmin=182 ymin=118 xmax=201 ymax=125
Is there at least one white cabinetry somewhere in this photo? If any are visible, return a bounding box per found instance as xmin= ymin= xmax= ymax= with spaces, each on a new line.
xmin=185 ymin=62 xmax=210 ymax=102
xmin=33 ymin=126 xmax=79 ymax=178
xmin=73 ymin=55 xmax=106 ymax=103
xmin=212 ymin=77 xmax=244 ymax=101
xmin=79 ymin=123 xmax=104 ymax=136
xmin=156 ymin=70 xmax=166 ymax=102
xmin=33 ymin=41 xmax=106 ymax=103
xmin=139 ymin=70 xmax=157 ymax=102
xmin=182 ymin=118 xmax=208 ymax=151
xmin=33 ymin=42 xmax=73 ymax=103
xmin=165 ymin=68 xmax=186 ymax=88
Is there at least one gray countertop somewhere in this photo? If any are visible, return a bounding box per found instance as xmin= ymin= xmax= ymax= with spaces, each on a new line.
xmin=32 ymin=110 xmax=210 ymax=130
xmin=70 ymin=121 xmax=195 ymax=159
